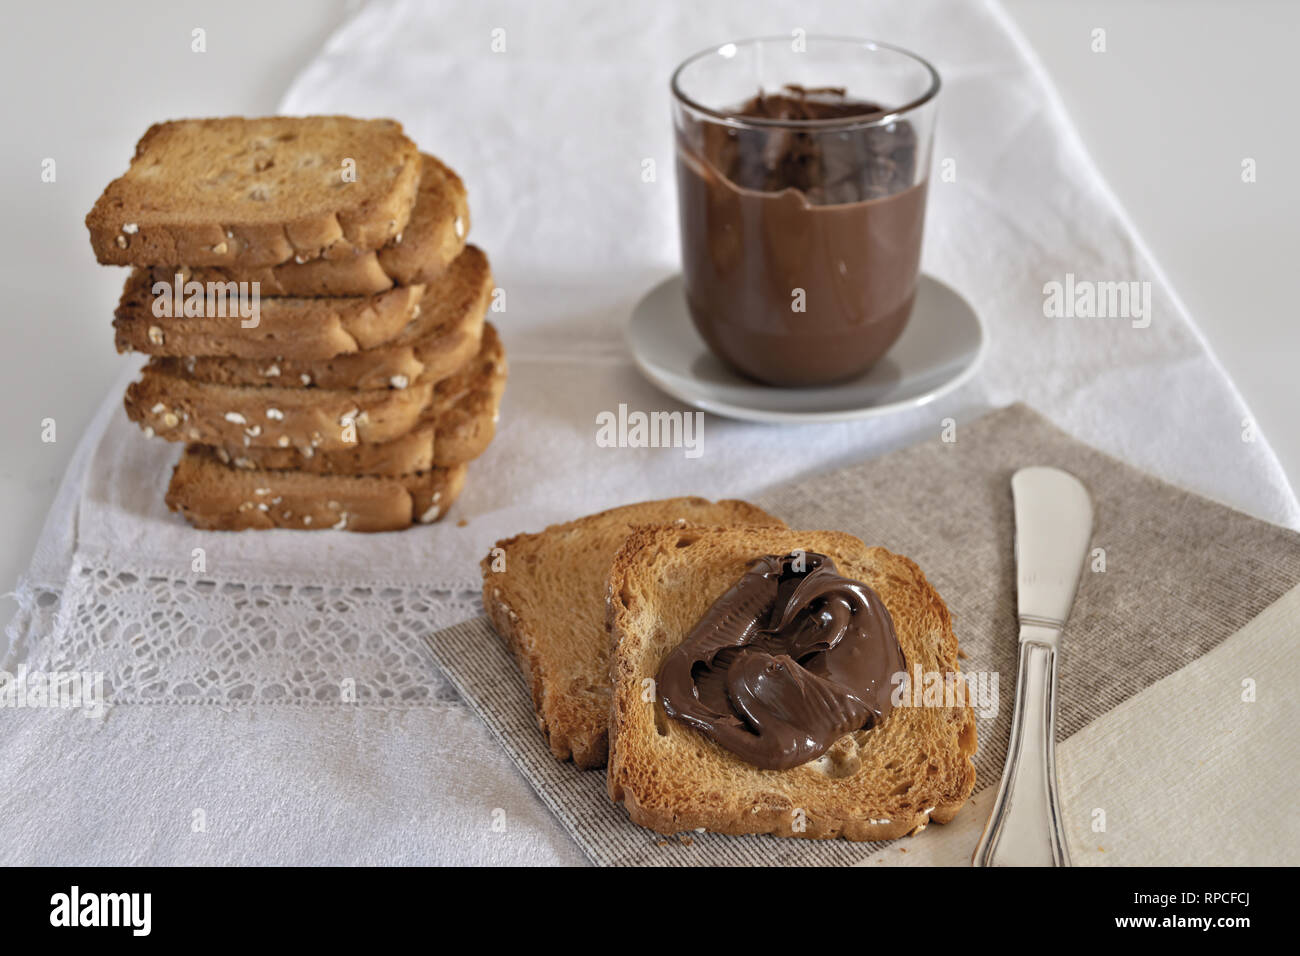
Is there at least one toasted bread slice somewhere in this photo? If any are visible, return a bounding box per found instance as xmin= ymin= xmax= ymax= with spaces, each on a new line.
xmin=376 ymin=154 xmax=468 ymax=286
xmin=424 ymin=321 xmax=506 ymax=464
xmin=88 ymin=117 xmax=421 ymax=268
xmin=114 ymin=271 xmax=424 ymax=360
xmin=481 ymin=499 xmax=784 ymax=770
xmin=606 ymin=526 xmax=977 ymax=840
xmin=210 ymin=323 xmax=506 ymax=473
xmin=145 ymin=154 xmax=469 ymax=297
xmin=165 ymin=446 xmax=467 ymax=532
xmin=125 ymin=369 xmax=434 ymax=451
xmin=145 ymin=246 xmax=491 ymax=386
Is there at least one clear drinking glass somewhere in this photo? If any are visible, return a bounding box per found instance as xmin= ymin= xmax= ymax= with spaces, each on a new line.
xmin=671 ymin=37 xmax=940 ymax=387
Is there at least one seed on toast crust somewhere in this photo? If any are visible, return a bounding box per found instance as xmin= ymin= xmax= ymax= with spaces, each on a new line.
xmin=125 ymin=371 xmax=434 ymax=451
xmin=198 ymin=322 xmax=506 ymax=475
xmin=137 ymin=153 xmax=469 ymax=297
xmin=139 ymin=245 xmax=492 ymax=383
xmin=114 ymin=273 xmax=425 ymax=360
xmin=164 ymin=447 xmax=467 ymax=532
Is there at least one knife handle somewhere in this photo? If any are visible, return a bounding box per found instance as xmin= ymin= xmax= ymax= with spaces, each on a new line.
xmin=972 ymin=626 xmax=1070 ymax=866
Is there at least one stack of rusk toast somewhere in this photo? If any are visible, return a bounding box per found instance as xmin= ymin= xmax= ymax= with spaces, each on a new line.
xmin=86 ymin=116 xmax=502 ymax=532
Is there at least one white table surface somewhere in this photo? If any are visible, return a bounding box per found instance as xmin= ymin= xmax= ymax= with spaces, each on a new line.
xmin=2 ymin=0 xmax=1296 ymax=616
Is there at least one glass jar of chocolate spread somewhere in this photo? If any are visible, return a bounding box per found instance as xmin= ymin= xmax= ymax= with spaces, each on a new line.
xmin=671 ymin=38 xmax=940 ymax=387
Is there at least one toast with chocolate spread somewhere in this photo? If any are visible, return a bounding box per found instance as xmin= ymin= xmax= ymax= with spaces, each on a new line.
xmin=606 ymin=526 xmax=977 ymax=841
xmin=481 ymin=499 xmax=784 ymax=770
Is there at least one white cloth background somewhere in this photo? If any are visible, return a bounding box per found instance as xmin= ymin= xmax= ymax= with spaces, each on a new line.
xmin=3 ymin=0 xmax=1296 ymax=865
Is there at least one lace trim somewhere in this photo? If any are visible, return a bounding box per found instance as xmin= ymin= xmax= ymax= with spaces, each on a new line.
xmin=6 ymin=556 xmax=482 ymax=708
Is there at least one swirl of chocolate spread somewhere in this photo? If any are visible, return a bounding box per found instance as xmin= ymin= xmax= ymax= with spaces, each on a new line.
xmin=656 ymin=551 xmax=906 ymax=770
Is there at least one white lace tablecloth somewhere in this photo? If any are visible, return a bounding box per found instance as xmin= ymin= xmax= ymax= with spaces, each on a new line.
xmin=3 ymin=0 xmax=1296 ymax=865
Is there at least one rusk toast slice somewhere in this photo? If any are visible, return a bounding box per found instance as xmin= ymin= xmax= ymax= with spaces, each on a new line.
xmin=481 ymin=499 xmax=784 ymax=770
xmin=125 ymin=370 xmax=434 ymax=451
xmin=146 ymin=245 xmax=491 ymax=387
xmin=145 ymin=154 xmax=469 ymax=297
xmin=376 ymin=154 xmax=468 ymax=287
xmin=423 ymin=320 xmax=506 ymax=463
xmin=114 ymin=271 xmax=424 ymax=360
xmin=606 ymin=526 xmax=977 ymax=840
xmin=216 ymin=323 xmax=505 ymax=473
xmin=88 ymin=117 xmax=421 ymax=268
xmin=165 ymin=446 xmax=467 ymax=532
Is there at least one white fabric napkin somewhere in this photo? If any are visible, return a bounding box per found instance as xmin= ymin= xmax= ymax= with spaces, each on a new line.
xmin=4 ymin=0 xmax=1296 ymax=866
xmin=58 ymin=0 xmax=1300 ymax=597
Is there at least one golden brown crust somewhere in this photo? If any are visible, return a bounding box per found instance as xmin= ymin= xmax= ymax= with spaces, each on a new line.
xmin=428 ymin=322 xmax=507 ymax=465
xmin=87 ymin=117 xmax=421 ymax=268
xmin=401 ymin=464 xmax=467 ymax=526
xmin=605 ymin=526 xmax=977 ymax=841
xmin=159 ymin=252 xmax=396 ymax=298
xmin=164 ymin=446 xmax=467 ymax=532
xmin=377 ymin=155 xmax=470 ymax=286
xmin=141 ymin=153 xmax=469 ymax=297
xmin=202 ymin=323 xmax=506 ymax=475
xmin=483 ymin=577 xmax=592 ymax=765
xmin=124 ymin=370 xmax=434 ymax=451
xmin=114 ymin=271 xmax=423 ymax=360
xmin=141 ymin=246 xmax=492 ymax=384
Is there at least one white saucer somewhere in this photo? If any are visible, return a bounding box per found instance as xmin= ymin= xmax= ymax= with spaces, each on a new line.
xmin=626 ymin=274 xmax=985 ymax=424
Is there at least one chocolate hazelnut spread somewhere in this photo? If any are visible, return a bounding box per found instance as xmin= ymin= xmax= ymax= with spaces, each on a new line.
xmin=656 ymin=551 xmax=906 ymax=771
xmin=676 ymin=85 xmax=927 ymax=386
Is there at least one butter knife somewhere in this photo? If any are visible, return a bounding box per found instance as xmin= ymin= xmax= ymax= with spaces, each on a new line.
xmin=972 ymin=466 xmax=1093 ymax=867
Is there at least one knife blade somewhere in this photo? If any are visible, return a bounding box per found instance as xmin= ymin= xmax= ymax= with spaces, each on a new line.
xmin=972 ymin=466 xmax=1093 ymax=866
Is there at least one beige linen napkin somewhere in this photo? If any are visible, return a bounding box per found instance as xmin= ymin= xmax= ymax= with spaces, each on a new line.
xmin=426 ymin=403 xmax=1300 ymax=866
